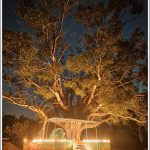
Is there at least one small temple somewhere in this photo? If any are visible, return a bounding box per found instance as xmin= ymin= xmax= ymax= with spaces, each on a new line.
xmin=47 ymin=118 xmax=103 ymax=141
xmin=24 ymin=117 xmax=111 ymax=150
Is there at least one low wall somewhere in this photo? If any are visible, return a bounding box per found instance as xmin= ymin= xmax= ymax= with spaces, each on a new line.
xmin=82 ymin=141 xmax=110 ymax=150
xmin=23 ymin=140 xmax=110 ymax=150
xmin=24 ymin=140 xmax=73 ymax=150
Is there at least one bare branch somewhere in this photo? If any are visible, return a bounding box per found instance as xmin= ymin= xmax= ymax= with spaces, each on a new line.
xmin=52 ymin=0 xmax=70 ymax=57
xmin=95 ymin=65 xmax=101 ymax=81
xmin=116 ymin=77 xmax=141 ymax=88
xmin=3 ymin=95 xmax=46 ymax=118
xmin=58 ymin=45 xmax=70 ymax=63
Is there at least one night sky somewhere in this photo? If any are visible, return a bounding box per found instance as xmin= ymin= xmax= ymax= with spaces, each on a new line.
xmin=2 ymin=0 xmax=148 ymax=119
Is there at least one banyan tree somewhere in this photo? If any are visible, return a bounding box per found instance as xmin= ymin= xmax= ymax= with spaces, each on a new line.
xmin=3 ymin=0 xmax=147 ymax=142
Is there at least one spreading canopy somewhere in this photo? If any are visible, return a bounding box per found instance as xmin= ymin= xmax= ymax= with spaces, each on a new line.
xmin=3 ymin=0 xmax=147 ymax=128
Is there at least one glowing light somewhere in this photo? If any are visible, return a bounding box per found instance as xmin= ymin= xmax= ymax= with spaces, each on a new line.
xmin=24 ymin=138 xmax=27 ymax=142
xmin=82 ymin=139 xmax=110 ymax=143
xmin=32 ymin=139 xmax=73 ymax=143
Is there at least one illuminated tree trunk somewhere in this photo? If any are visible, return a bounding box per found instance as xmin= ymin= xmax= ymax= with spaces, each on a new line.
xmin=64 ymin=122 xmax=82 ymax=141
xmin=39 ymin=117 xmax=48 ymax=139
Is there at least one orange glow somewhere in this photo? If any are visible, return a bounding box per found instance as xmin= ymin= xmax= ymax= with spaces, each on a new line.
xmin=24 ymin=138 xmax=27 ymax=142
xmin=82 ymin=139 xmax=110 ymax=143
xmin=24 ymin=138 xmax=110 ymax=143
xmin=32 ymin=139 xmax=73 ymax=143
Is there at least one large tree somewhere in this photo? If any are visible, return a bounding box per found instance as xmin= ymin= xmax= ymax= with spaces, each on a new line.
xmin=3 ymin=0 xmax=147 ymax=139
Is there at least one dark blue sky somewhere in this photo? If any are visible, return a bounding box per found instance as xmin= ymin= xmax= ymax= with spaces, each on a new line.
xmin=3 ymin=0 xmax=148 ymax=37
xmin=2 ymin=0 xmax=148 ymax=119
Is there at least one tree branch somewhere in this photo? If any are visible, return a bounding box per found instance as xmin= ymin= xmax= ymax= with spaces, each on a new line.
xmin=58 ymin=44 xmax=70 ymax=63
xmin=86 ymin=85 xmax=97 ymax=105
xmin=49 ymin=87 xmax=67 ymax=110
xmin=117 ymin=114 xmax=147 ymax=124
xmin=52 ymin=0 xmax=70 ymax=57
xmin=87 ymin=111 xmax=146 ymax=124
xmin=2 ymin=95 xmax=46 ymax=118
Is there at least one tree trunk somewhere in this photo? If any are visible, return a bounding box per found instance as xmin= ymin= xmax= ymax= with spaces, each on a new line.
xmin=138 ymin=126 xmax=145 ymax=148
xmin=39 ymin=117 xmax=48 ymax=139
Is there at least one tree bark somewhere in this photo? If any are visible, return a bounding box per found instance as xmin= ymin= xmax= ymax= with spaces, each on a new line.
xmin=138 ymin=126 xmax=145 ymax=148
xmin=39 ymin=117 xmax=48 ymax=139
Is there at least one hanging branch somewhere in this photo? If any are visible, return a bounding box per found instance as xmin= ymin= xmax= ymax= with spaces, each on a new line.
xmin=2 ymin=95 xmax=46 ymax=118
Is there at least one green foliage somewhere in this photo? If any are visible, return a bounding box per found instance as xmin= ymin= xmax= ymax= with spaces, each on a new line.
xmin=34 ymin=86 xmax=55 ymax=100
xmin=64 ymin=80 xmax=77 ymax=89
xmin=37 ymin=72 xmax=54 ymax=82
xmin=3 ymin=31 xmax=32 ymax=52
xmin=19 ymin=47 xmax=37 ymax=64
xmin=36 ymin=65 xmax=64 ymax=81
xmin=66 ymin=54 xmax=93 ymax=74
xmin=64 ymin=80 xmax=86 ymax=97
xmin=17 ymin=9 xmax=54 ymax=31
xmin=16 ymin=65 xmax=35 ymax=79
xmin=75 ymin=88 xmax=86 ymax=98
